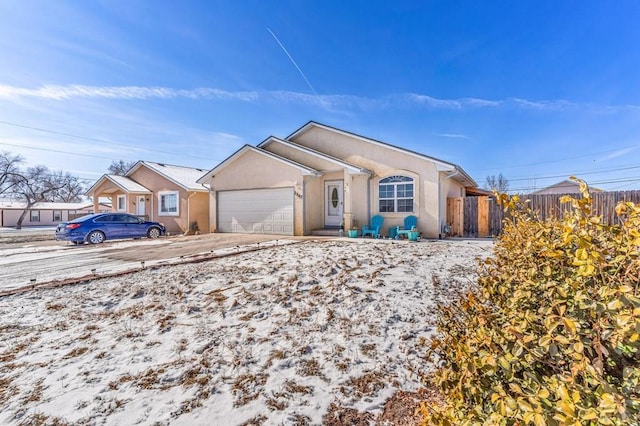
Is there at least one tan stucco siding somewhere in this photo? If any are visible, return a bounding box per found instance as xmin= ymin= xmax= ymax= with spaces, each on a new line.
xmin=264 ymin=141 xmax=340 ymax=172
xmin=349 ymin=174 xmax=370 ymax=230
xmin=189 ymin=192 xmax=210 ymax=234
xmin=206 ymin=150 xmax=306 ymax=235
xmin=302 ymin=175 xmax=325 ymax=233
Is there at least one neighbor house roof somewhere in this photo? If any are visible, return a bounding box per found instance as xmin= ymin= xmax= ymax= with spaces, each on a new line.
xmin=287 ymin=121 xmax=478 ymax=187
xmin=86 ymin=175 xmax=151 ymax=196
xmin=258 ymin=136 xmax=372 ymax=175
xmin=128 ymin=161 xmax=209 ymax=192
xmin=0 ymin=201 xmax=94 ymax=210
xmin=531 ymin=179 xmax=603 ymax=195
xmin=197 ymin=145 xmax=323 ymax=184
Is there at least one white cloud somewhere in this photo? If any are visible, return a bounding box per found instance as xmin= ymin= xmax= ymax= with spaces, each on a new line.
xmin=1 ymin=84 xmax=639 ymax=113
xmin=601 ymin=146 xmax=639 ymax=161
xmin=437 ymin=133 xmax=471 ymax=140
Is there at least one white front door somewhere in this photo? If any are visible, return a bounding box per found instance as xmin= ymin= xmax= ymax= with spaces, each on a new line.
xmin=136 ymin=196 xmax=146 ymax=217
xmin=324 ymin=180 xmax=344 ymax=227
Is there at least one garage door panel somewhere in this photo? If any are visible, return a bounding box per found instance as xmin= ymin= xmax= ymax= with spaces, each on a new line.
xmin=218 ymin=188 xmax=294 ymax=235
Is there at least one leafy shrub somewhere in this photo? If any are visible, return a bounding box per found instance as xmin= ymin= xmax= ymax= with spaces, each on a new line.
xmin=420 ymin=179 xmax=640 ymax=425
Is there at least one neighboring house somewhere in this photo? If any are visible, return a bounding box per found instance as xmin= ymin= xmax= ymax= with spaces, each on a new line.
xmin=531 ymin=179 xmax=603 ymax=195
xmin=197 ymin=121 xmax=480 ymax=238
xmin=86 ymin=161 xmax=210 ymax=235
xmin=0 ymin=201 xmax=110 ymax=227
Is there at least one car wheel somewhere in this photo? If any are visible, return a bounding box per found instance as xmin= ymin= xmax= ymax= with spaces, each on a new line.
xmin=147 ymin=227 xmax=161 ymax=239
xmin=87 ymin=231 xmax=105 ymax=244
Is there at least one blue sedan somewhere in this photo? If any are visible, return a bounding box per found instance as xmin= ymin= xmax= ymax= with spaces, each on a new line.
xmin=55 ymin=213 xmax=166 ymax=244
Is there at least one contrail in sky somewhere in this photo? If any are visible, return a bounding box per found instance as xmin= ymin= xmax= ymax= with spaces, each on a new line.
xmin=266 ymin=27 xmax=319 ymax=96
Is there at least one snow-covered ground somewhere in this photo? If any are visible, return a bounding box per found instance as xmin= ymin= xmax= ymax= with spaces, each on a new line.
xmin=0 ymin=239 xmax=492 ymax=425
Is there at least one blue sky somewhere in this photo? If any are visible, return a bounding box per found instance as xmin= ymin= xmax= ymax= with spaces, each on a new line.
xmin=1 ymin=0 xmax=640 ymax=192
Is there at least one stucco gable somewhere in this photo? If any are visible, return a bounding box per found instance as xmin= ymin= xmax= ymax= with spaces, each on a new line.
xmin=128 ymin=161 xmax=209 ymax=192
xmin=258 ymin=136 xmax=371 ymax=175
xmin=86 ymin=174 xmax=151 ymax=196
xmin=287 ymin=121 xmax=477 ymax=187
xmin=197 ymin=145 xmax=322 ymax=184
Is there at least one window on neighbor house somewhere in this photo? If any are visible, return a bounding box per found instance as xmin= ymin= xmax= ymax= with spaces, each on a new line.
xmin=159 ymin=191 xmax=179 ymax=216
xmin=378 ymin=175 xmax=415 ymax=213
xmin=117 ymin=195 xmax=126 ymax=211
xmin=53 ymin=210 xmax=62 ymax=222
xmin=30 ymin=210 xmax=40 ymax=222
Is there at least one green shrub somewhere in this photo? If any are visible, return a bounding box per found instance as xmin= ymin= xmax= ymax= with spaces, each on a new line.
xmin=420 ymin=179 xmax=640 ymax=425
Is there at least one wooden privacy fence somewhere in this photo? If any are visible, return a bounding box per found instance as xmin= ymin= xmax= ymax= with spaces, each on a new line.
xmin=447 ymin=190 xmax=640 ymax=238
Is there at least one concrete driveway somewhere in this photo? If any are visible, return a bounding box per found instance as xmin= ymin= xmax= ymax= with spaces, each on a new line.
xmin=0 ymin=232 xmax=310 ymax=293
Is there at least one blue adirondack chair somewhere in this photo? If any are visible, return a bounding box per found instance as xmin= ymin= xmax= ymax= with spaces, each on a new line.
xmin=395 ymin=215 xmax=418 ymax=239
xmin=362 ymin=215 xmax=384 ymax=238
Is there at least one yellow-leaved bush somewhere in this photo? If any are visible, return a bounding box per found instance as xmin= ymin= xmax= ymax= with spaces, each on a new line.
xmin=420 ymin=178 xmax=640 ymax=425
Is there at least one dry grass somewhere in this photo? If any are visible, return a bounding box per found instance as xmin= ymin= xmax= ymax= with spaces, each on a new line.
xmin=231 ymin=373 xmax=268 ymax=407
xmin=64 ymin=346 xmax=89 ymax=359
xmin=45 ymin=302 xmax=65 ymax=311
xmin=343 ymin=371 xmax=386 ymax=397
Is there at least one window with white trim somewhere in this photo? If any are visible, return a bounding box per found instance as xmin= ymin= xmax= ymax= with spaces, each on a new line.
xmin=378 ymin=175 xmax=415 ymax=213
xmin=30 ymin=210 xmax=40 ymax=222
xmin=53 ymin=210 xmax=62 ymax=221
xmin=159 ymin=191 xmax=179 ymax=216
xmin=117 ymin=195 xmax=126 ymax=211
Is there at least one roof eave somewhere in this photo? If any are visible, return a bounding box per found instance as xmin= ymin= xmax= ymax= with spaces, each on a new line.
xmin=261 ymin=135 xmax=372 ymax=176
xmin=197 ymin=145 xmax=321 ymax=183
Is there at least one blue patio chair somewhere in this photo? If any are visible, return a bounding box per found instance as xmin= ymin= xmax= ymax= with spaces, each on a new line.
xmin=395 ymin=215 xmax=418 ymax=239
xmin=361 ymin=215 xmax=384 ymax=238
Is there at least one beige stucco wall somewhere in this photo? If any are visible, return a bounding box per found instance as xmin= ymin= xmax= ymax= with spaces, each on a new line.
xmin=205 ymin=149 xmax=306 ymax=235
xmin=302 ymin=174 xmax=326 ymax=233
xmin=291 ymin=127 xmax=448 ymax=238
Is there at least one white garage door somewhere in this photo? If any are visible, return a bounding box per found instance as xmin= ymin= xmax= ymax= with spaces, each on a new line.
xmin=218 ymin=188 xmax=294 ymax=235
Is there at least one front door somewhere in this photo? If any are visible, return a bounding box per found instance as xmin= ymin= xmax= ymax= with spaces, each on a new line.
xmin=324 ymin=180 xmax=344 ymax=227
xmin=136 ymin=196 xmax=146 ymax=217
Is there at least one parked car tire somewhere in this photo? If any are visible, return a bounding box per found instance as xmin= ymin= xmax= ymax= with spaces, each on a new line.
xmin=88 ymin=230 xmax=105 ymax=244
xmin=147 ymin=227 xmax=161 ymax=239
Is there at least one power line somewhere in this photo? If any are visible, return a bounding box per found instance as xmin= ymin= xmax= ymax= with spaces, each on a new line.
xmin=508 ymin=176 xmax=640 ymax=192
xmin=477 ymin=144 xmax=640 ymax=172
xmin=0 ymin=119 xmax=213 ymax=162
xmin=0 ymin=141 xmax=116 ymax=161
xmin=506 ymin=163 xmax=640 ymax=182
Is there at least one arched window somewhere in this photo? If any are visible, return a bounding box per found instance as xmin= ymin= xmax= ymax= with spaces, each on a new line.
xmin=378 ymin=175 xmax=414 ymax=212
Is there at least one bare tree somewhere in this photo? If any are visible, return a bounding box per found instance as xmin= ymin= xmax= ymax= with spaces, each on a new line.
xmin=484 ymin=173 xmax=510 ymax=193
xmin=44 ymin=170 xmax=85 ymax=203
xmin=0 ymin=151 xmax=24 ymax=196
xmin=9 ymin=165 xmax=81 ymax=229
xmin=108 ymin=160 xmax=136 ymax=176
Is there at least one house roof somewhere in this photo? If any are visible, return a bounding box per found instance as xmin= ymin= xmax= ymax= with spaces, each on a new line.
xmin=531 ymin=179 xmax=603 ymax=194
xmin=286 ymin=121 xmax=478 ymax=187
xmin=465 ymin=187 xmax=494 ymax=196
xmin=0 ymin=201 xmax=95 ymax=210
xmin=197 ymin=145 xmax=323 ymax=184
xmin=86 ymin=174 xmax=151 ymax=196
xmin=258 ymin=136 xmax=372 ymax=175
xmin=128 ymin=161 xmax=209 ymax=192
